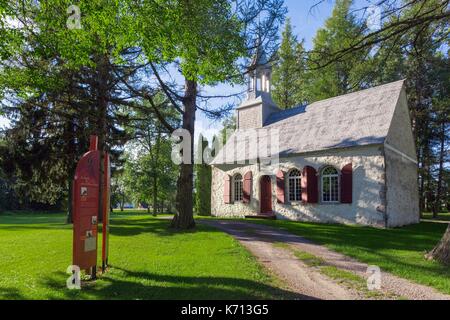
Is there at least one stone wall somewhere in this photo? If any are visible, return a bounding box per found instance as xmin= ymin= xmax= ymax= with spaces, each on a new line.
xmin=384 ymin=87 xmax=420 ymax=227
xmin=212 ymin=145 xmax=390 ymax=227
xmin=211 ymin=163 xmax=260 ymax=218
xmin=384 ymin=147 xmax=420 ymax=227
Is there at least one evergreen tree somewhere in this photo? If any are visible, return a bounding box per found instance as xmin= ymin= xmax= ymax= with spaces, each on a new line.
xmin=272 ymin=18 xmax=307 ymax=108
xmin=305 ymin=0 xmax=372 ymax=102
xmin=194 ymin=134 xmax=212 ymax=216
xmin=220 ymin=116 xmax=236 ymax=146
xmin=359 ymin=0 xmax=449 ymax=263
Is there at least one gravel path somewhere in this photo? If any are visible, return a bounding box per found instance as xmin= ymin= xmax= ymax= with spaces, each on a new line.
xmin=421 ymin=219 xmax=449 ymax=224
xmin=200 ymin=220 xmax=450 ymax=300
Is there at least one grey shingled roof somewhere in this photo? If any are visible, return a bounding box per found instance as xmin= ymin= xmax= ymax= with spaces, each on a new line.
xmin=212 ymin=80 xmax=405 ymax=164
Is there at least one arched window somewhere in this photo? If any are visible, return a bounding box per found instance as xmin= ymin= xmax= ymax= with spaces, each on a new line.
xmin=321 ymin=167 xmax=339 ymax=203
xmin=288 ymin=169 xmax=301 ymax=202
xmin=233 ymin=174 xmax=243 ymax=202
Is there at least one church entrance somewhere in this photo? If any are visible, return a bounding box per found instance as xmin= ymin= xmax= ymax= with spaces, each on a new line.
xmin=260 ymin=175 xmax=272 ymax=214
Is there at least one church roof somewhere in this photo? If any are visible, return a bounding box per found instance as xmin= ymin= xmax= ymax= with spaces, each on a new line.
xmin=212 ymin=80 xmax=406 ymax=165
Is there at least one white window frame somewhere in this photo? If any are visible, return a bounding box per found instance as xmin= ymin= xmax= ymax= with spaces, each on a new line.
xmin=321 ymin=166 xmax=340 ymax=203
xmin=288 ymin=169 xmax=302 ymax=202
xmin=233 ymin=174 xmax=243 ymax=203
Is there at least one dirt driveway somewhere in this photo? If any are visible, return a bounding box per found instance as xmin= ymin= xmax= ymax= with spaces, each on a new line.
xmin=200 ymin=219 xmax=450 ymax=300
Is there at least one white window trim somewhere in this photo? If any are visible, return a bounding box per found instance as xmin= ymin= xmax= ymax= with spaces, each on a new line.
xmin=287 ymin=169 xmax=302 ymax=203
xmin=321 ymin=167 xmax=340 ymax=203
xmin=233 ymin=174 xmax=243 ymax=203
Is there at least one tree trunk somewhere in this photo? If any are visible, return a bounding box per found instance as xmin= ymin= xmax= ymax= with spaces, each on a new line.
xmin=95 ymin=53 xmax=109 ymax=224
xmin=152 ymin=127 xmax=161 ymax=217
xmin=152 ymin=180 xmax=158 ymax=217
xmin=65 ymin=116 xmax=77 ymax=224
xmin=171 ymin=79 xmax=196 ymax=230
xmin=422 ymin=143 xmax=432 ymax=214
xmin=120 ymin=195 xmax=124 ymax=211
xmin=67 ymin=179 xmax=74 ymax=224
xmin=428 ymin=225 xmax=450 ymax=265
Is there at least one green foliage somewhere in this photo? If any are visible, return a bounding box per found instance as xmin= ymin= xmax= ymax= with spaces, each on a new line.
xmin=0 ymin=1 xmax=132 ymax=207
xmin=0 ymin=1 xmax=286 ymax=227
xmin=128 ymin=0 xmax=246 ymax=85
xmin=305 ymin=0 xmax=372 ymax=102
xmin=110 ymin=171 xmax=130 ymax=211
xmin=123 ymin=140 xmax=178 ymax=214
xmin=272 ymin=18 xmax=307 ymax=108
xmin=369 ymin=0 xmax=450 ymax=213
xmin=195 ymin=135 xmax=212 ymax=216
xmin=120 ymin=101 xmax=180 ymax=214
xmin=219 ymin=115 xmax=236 ymax=146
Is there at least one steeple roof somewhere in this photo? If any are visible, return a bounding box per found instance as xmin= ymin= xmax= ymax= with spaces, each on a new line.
xmin=250 ymin=44 xmax=269 ymax=68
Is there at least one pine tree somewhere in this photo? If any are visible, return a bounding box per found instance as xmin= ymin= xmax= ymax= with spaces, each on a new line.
xmin=305 ymin=0 xmax=372 ymax=102
xmin=272 ymin=18 xmax=307 ymax=108
xmin=367 ymin=0 xmax=449 ymax=263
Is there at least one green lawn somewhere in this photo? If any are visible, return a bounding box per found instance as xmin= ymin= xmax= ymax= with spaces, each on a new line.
xmin=421 ymin=212 xmax=450 ymax=221
xmin=0 ymin=213 xmax=293 ymax=300
xmin=225 ymin=218 xmax=450 ymax=295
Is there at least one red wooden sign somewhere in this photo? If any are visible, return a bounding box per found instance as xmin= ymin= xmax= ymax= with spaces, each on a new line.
xmin=72 ymin=136 xmax=100 ymax=275
xmin=72 ymin=135 xmax=111 ymax=278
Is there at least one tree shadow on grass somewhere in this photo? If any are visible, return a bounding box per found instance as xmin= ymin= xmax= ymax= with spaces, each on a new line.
xmin=109 ymin=218 xmax=224 ymax=238
xmin=0 ymin=287 xmax=27 ymax=300
xmin=0 ymin=223 xmax=70 ymax=232
xmin=41 ymin=268 xmax=313 ymax=300
xmin=239 ymin=220 xmax=447 ymax=253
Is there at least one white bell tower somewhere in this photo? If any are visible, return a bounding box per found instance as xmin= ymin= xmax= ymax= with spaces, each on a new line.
xmin=247 ymin=48 xmax=272 ymax=100
xmin=236 ymin=46 xmax=279 ymax=130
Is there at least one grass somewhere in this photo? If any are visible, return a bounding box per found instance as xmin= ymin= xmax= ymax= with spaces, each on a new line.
xmin=421 ymin=212 xmax=450 ymax=221
xmin=0 ymin=213 xmax=294 ymax=300
xmin=293 ymin=251 xmax=325 ymax=267
xmin=112 ymin=208 xmax=174 ymax=217
xmin=211 ymin=218 xmax=450 ymax=295
xmin=317 ymin=265 xmax=388 ymax=299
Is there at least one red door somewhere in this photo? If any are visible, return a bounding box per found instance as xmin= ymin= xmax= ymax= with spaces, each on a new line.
xmin=260 ymin=176 xmax=272 ymax=214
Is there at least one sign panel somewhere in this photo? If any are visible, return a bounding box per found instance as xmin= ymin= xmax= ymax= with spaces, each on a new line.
xmin=72 ymin=136 xmax=100 ymax=274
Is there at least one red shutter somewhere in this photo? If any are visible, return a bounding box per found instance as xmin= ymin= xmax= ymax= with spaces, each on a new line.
xmin=341 ymin=163 xmax=353 ymax=203
xmin=302 ymin=166 xmax=318 ymax=204
xmin=243 ymin=171 xmax=252 ymax=204
xmin=301 ymin=168 xmax=307 ymax=203
xmin=224 ymin=174 xmax=231 ymax=204
xmin=276 ymin=170 xmax=285 ymax=203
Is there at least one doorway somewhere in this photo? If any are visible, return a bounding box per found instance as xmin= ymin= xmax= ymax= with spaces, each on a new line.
xmin=260 ymin=175 xmax=272 ymax=214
